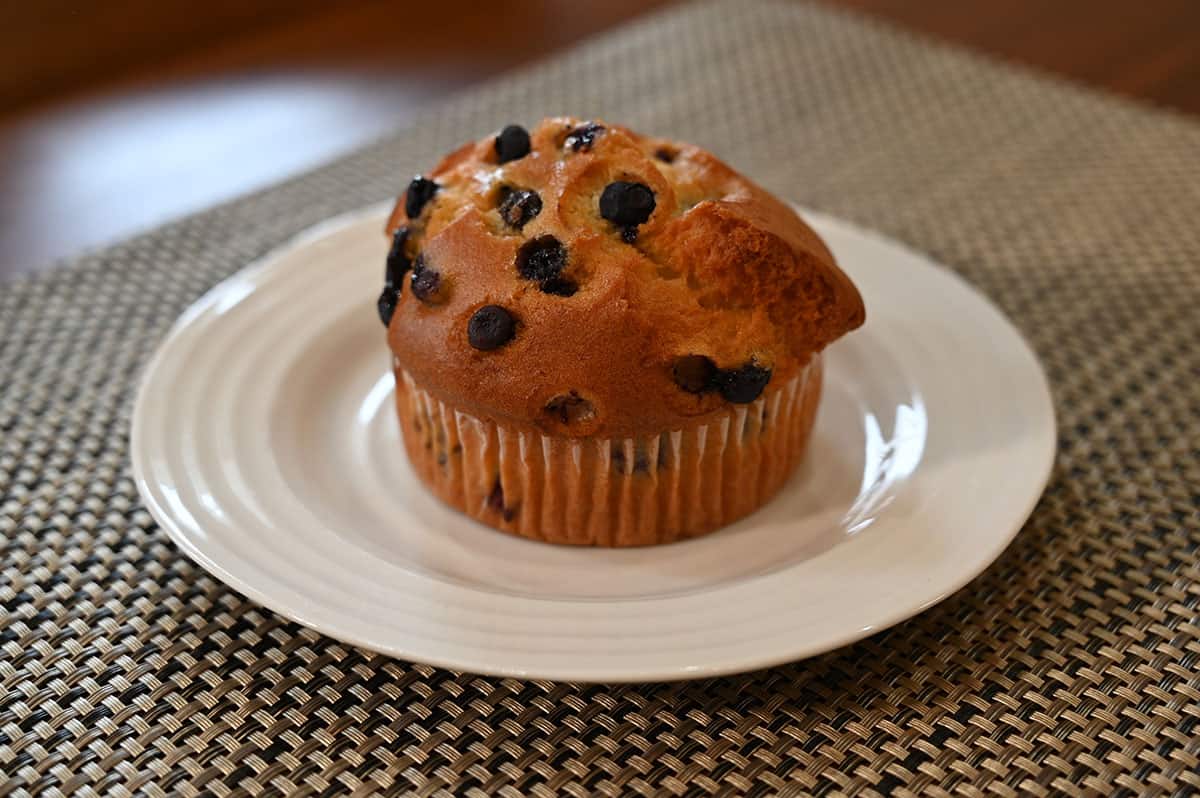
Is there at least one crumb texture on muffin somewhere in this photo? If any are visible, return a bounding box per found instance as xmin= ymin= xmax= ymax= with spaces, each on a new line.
xmin=381 ymin=117 xmax=864 ymax=438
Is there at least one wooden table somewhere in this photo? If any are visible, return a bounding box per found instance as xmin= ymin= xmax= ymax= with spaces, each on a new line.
xmin=2 ymin=0 xmax=1198 ymax=279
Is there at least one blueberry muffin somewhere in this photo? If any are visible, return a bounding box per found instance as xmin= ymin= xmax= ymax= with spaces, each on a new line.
xmin=378 ymin=117 xmax=864 ymax=546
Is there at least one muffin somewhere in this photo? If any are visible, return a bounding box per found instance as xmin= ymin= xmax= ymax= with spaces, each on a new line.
xmin=377 ymin=117 xmax=864 ymax=546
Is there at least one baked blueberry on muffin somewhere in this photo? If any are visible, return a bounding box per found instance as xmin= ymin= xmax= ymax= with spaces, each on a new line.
xmin=379 ymin=117 xmax=864 ymax=546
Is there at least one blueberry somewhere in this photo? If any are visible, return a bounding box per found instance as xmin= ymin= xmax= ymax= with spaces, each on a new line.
xmin=673 ymin=355 xmax=717 ymax=393
xmin=486 ymin=477 xmax=517 ymax=521
xmin=468 ymin=305 xmax=516 ymax=350
xmin=600 ymin=181 xmax=656 ymax=228
xmin=377 ymin=286 xmax=399 ymax=327
xmin=405 ymin=176 xmax=439 ymax=219
xmin=564 ymin=122 xmax=604 ymax=152
xmin=498 ymin=187 xmax=542 ymax=229
xmin=516 ymin=235 xmax=567 ymax=282
xmin=409 ymin=254 xmax=444 ymax=304
xmin=544 ymin=392 xmax=595 ymax=425
xmin=717 ymin=363 xmax=772 ymax=403
xmin=494 ymin=124 xmax=531 ymax=163
xmin=487 ymin=478 xmax=505 ymax=511
xmin=610 ymin=445 xmax=628 ymax=474
xmin=385 ymin=226 xmax=411 ymax=286
xmin=539 ymin=277 xmax=577 ymax=297
xmin=654 ymin=147 xmax=677 ymax=163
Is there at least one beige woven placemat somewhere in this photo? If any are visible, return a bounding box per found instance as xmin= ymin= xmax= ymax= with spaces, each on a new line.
xmin=3 ymin=1 xmax=1199 ymax=795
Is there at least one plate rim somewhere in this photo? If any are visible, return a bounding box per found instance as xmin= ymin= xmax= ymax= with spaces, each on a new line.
xmin=131 ymin=203 xmax=1057 ymax=682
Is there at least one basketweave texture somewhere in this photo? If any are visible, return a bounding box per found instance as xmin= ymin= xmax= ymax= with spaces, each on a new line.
xmin=2 ymin=0 xmax=1199 ymax=795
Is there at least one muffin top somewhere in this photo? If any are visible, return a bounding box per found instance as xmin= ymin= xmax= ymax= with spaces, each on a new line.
xmin=379 ymin=117 xmax=864 ymax=438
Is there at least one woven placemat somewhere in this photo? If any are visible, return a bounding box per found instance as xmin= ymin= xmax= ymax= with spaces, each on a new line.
xmin=3 ymin=1 xmax=1199 ymax=795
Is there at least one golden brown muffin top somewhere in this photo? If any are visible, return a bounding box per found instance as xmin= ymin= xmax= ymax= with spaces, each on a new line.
xmin=379 ymin=117 xmax=864 ymax=438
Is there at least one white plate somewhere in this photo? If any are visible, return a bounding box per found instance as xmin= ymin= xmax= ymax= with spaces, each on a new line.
xmin=131 ymin=204 xmax=1055 ymax=683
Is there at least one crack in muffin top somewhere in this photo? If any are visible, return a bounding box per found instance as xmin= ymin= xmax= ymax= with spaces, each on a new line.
xmin=381 ymin=117 xmax=864 ymax=438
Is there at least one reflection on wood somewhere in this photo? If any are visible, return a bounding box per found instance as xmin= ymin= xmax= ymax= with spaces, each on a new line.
xmin=1 ymin=0 xmax=1198 ymax=277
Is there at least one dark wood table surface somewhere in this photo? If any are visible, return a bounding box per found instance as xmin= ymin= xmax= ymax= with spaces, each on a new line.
xmin=2 ymin=0 xmax=1198 ymax=280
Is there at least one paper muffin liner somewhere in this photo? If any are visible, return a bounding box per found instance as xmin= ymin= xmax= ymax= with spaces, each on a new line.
xmin=393 ymin=357 xmax=822 ymax=546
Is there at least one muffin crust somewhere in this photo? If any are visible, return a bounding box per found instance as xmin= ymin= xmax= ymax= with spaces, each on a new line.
xmin=383 ymin=117 xmax=864 ymax=439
